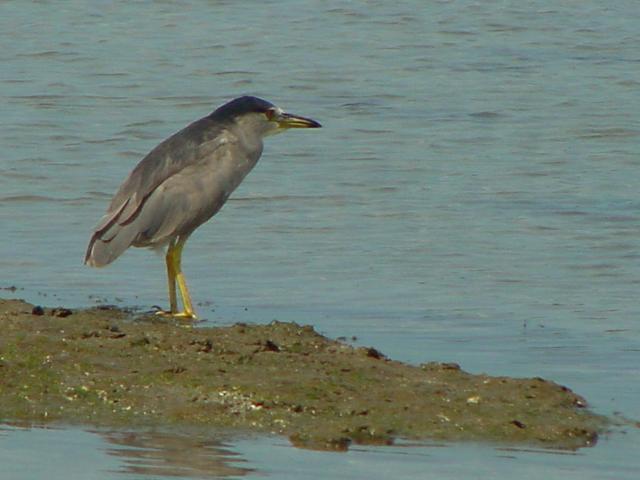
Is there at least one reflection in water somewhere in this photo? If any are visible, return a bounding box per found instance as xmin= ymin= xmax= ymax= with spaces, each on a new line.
xmin=98 ymin=430 xmax=253 ymax=479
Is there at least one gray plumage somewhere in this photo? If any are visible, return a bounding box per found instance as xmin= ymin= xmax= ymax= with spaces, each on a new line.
xmin=85 ymin=96 xmax=320 ymax=318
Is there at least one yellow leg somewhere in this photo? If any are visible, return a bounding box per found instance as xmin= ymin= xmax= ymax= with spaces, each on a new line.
xmin=176 ymin=271 xmax=196 ymax=318
xmin=165 ymin=240 xmax=178 ymax=314
xmin=156 ymin=238 xmax=197 ymax=320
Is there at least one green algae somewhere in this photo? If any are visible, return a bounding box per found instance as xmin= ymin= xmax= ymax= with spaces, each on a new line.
xmin=0 ymin=298 xmax=605 ymax=451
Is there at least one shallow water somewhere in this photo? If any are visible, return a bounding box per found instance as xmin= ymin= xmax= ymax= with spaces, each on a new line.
xmin=1 ymin=0 xmax=639 ymax=478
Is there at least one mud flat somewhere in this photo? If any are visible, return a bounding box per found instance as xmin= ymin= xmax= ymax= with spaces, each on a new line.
xmin=0 ymin=298 xmax=605 ymax=451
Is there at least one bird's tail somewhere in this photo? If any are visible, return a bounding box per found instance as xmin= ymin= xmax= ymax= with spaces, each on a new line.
xmin=84 ymin=202 xmax=140 ymax=267
xmin=85 ymin=232 xmax=129 ymax=267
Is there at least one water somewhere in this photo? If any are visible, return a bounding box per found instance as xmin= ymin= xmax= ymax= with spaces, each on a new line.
xmin=1 ymin=0 xmax=639 ymax=478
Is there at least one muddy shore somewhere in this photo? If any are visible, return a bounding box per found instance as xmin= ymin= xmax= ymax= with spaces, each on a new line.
xmin=0 ymin=298 xmax=605 ymax=451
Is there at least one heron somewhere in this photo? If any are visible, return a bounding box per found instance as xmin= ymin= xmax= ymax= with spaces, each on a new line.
xmin=85 ymin=96 xmax=321 ymax=319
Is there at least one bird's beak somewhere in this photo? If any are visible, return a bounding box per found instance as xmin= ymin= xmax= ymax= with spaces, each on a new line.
xmin=277 ymin=112 xmax=322 ymax=129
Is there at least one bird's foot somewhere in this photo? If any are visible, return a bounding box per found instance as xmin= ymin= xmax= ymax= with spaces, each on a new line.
xmin=153 ymin=308 xmax=198 ymax=320
xmin=173 ymin=311 xmax=198 ymax=320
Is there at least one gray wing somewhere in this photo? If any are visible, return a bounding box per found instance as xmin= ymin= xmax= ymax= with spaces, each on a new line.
xmin=85 ymin=117 xmax=261 ymax=266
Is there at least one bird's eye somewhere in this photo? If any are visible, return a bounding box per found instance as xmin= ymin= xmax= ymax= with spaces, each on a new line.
xmin=265 ymin=108 xmax=278 ymax=121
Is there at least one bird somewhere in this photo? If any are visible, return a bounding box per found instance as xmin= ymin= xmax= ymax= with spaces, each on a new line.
xmin=85 ymin=96 xmax=321 ymax=319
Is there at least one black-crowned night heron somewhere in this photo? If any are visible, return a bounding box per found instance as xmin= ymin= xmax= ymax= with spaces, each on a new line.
xmin=85 ymin=96 xmax=321 ymax=319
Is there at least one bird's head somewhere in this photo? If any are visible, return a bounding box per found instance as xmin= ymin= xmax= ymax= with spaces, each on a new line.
xmin=213 ymin=96 xmax=321 ymax=137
